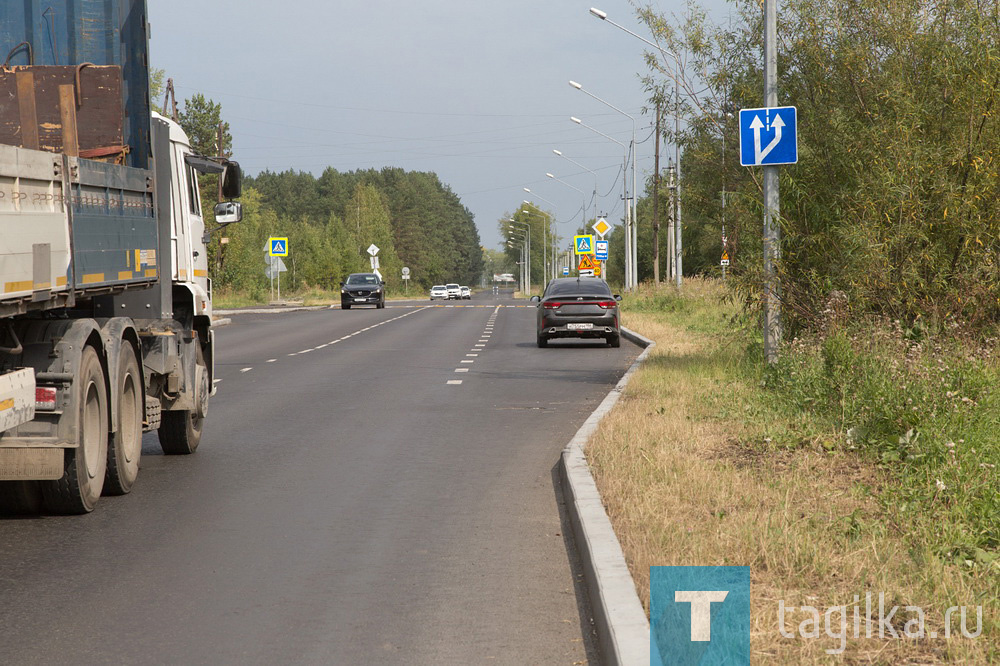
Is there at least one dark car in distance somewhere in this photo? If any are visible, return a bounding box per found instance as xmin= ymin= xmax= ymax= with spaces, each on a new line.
xmin=340 ymin=273 xmax=385 ymax=309
xmin=530 ymin=277 xmax=622 ymax=348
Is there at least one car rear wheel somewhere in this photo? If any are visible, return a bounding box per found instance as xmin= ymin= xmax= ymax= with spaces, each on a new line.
xmin=536 ymin=333 xmax=548 ymax=348
xmin=342 ymin=303 xmax=351 ymax=310
xmin=607 ymin=334 xmax=621 ymax=348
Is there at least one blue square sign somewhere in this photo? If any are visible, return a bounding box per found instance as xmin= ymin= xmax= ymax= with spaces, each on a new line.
xmin=739 ymin=106 xmax=797 ymax=166
xmin=650 ymin=566 xmax=751 ymax=665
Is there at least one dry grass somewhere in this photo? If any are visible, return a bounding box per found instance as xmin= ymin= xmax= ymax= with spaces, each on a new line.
xmin=587 ymin=280 xmax=996 ymax=663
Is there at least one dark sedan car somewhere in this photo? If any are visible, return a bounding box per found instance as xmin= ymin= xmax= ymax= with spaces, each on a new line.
xmin=530 ymin=277 xmax=622 ymax=348
xmin=340 ymin=273 xmax=385 ymax=309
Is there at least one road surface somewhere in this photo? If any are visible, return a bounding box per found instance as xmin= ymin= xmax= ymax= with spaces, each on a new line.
xmin=0 ymin=290 xmax=638 ymax=665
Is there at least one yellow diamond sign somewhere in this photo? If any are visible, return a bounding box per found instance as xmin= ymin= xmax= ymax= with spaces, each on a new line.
xmin=593 ymin=218 xmax=610 ymax=237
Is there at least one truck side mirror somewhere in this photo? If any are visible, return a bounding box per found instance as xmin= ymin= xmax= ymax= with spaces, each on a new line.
xmin=221 ymin=160 xmax=242 ymax=199
xmin=213 ymin=201 xmax=242 ymax=224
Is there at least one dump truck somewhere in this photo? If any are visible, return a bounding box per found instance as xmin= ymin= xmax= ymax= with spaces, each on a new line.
xmin=0 ymin=0 xmax=241 ymax=513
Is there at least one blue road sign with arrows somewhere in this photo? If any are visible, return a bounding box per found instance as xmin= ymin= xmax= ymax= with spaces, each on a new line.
xmin=739 ymin=106 xmax=798 ymax=166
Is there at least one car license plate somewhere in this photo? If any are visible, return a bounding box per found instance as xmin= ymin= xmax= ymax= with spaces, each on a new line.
xmin=567 ymin=323 xmax=593 ymax=330
xmin=354 ymin=298 xmax=367 ymax=302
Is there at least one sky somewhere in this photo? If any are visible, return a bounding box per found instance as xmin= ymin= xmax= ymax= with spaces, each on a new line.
xmin=148 ymin=0 xmax=733 ymax=252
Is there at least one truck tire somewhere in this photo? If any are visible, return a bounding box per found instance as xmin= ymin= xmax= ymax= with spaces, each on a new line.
xmin=104 ymin=342 xmax=142 ymax=495
xmin=0 ymin=481 xmax=43 ymax=516
xmin=41 ymin=346 xmax=108 ymax=514
xmin=158 ymin=344 xmax=207 ymax=455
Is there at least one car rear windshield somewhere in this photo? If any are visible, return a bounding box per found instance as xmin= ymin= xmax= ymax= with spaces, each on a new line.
xmin=446 ymin=284 xmax=460 ymax=289
xmin=432 ymin=286 xmax=446 ymax=290
xmin=347 ymin=274 xmax=380 ymax=285
xmin=544 ymin=280 xmax=612 ymax=298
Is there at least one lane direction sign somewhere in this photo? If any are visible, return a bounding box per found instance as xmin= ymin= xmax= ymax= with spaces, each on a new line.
xmin=739 ymin=106 xmax=798 ymax=166
xmin=574 ymin=234 xmax=595 ymax=255
xmin=269 ymin=237 xmax=288 ymax=256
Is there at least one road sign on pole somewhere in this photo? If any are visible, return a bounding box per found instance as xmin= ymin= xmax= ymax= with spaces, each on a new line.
xmin=574 ymin=235 xmax=595 ymax=255
xmin=595 ymin=239 xmax=609 ymax=262
xmin=562 ymin=266 xmax=569 ymax=276
xmin=367 ymin=244 xmax=380 ymax=256
xmin=268 ymin=237 xmax=288 ymax=256
xmin=739 ymin=106 xmax=797 ymax=166
xmin=578 ymin=254 xmax=598 ymax=272
xmin=593 ymin=218 xmax=610 ymax=238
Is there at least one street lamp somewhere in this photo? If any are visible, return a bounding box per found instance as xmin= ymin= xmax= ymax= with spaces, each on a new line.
xmin=570 ymin=115 xmax=631 ymax=287
xmin=568 ymin=80 xmax=637 ymax=289
xmin=519 ymin=202 xmax=550 ymax=286
xmin=506 ymin=240 xmax=526 ymax=293
xmin=525 ymin=188 xmax=563 ymax=280
xmin=552 ymin=149 xmax=598 ymax=229
xmin=508 ymin=218 xmax=531 ymax=295
xmin=589 ymin=6 xmax=684 ymax=286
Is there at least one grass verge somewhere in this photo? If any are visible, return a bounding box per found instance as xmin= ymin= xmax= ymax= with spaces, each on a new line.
xmin=587 ymin=278 xmax=998 ymax=662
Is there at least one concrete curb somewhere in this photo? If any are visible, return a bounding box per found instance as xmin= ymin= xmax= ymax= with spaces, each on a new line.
xmin=561 ymin=326 xmax=654 ymax=666
xmin=212 ymin=318 xmax=232 ymax=328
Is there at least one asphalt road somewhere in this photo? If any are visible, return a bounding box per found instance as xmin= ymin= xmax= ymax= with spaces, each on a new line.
xmin=0 ymin=290 xmax=639 ymax=665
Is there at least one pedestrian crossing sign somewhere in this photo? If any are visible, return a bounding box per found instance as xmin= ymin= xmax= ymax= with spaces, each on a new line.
xmin=269 ymin=237 xmax=288 ymax=256
xmin=574 ymin=235 xmax=595 ymax=255
xmin=578 ymin=254 xmax=598 ymax=271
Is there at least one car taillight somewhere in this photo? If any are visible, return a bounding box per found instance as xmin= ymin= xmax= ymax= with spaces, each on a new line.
xmin=542 ymin=301 xmax=562 ymax=308
xmin=597 ymin=301 xmax=617 ymax=308
xmin=35 ymin=387 xmax=57 ymax=411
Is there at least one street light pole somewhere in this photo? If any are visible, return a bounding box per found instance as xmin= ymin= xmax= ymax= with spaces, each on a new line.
xmin=523 ymin=189 xmax=561 ymax=280
xmin=552 ymin=149 xmax=598 ymax=230
xmin=520 ymin=202 xmax=549 ymax=287
xmin=763 ymin=0 xmax=781 ymax=362
xmin=569 ymin=81 xmax=637 ymax=290
xmin=588 ymin=7 xmax=684 ymax=287
xmin=508 ymin=219 xmax=531 ymax=296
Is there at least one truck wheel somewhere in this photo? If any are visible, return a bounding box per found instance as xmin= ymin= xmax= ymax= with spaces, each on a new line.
xmin=41 ymin=346 xmax=108 ymax=514
xmin=158 ymin=344 xmax=207 ymax=455
xmin=104 ymin=342 xmax=142 ymax=495
xmin=0 ymin=481 xmax=43 ymax=516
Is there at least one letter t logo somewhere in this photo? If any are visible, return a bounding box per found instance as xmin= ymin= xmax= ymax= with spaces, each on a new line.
xmin=675 ymin=591 xmax=729 ymax=641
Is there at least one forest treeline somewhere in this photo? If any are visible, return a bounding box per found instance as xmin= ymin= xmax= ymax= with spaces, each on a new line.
xmin=203 ymin=168 xmax=483 ymax=298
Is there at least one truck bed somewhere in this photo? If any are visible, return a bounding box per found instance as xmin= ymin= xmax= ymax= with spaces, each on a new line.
xmin=0 ymin=143 xmax=157 ymax=318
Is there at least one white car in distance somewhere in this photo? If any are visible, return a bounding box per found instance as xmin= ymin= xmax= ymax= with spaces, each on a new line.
xmin=445 ymin=283 xmax=461 ymax=300
xmin=430 ymin=285 xmax=448 ymax=300
xmin=460 ymin=286 xmax=471 ymax=299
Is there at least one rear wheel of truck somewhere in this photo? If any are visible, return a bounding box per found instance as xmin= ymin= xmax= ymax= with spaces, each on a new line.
xmin=104 ymin=342 xmax=142 ymax=495
xmin=41 ymin=346 xmax=109 ymax=514
xmin=158 ymin=343 xmax=207 ymax=455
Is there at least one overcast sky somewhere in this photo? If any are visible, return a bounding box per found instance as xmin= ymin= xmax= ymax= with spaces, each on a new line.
xmin=149 ymin=0 xmax=733 ymax=252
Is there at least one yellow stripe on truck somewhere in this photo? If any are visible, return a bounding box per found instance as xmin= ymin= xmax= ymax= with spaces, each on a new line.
xmin=81 ymin=273 xmax=104 ymax=284
xmin=193 ymin=269 xmax=207 ymax=277
xmin=0 ymin=398 xmax=13 ymax=411
xmin=4 ymin=281 xmax=32 ymax=293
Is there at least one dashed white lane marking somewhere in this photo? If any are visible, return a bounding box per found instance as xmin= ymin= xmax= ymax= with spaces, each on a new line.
xmin=447 ymin=380 xmax=463 ymax=385
xmin=466 ymin=353 xmax=478 ymax=357
xmin=240 ymin=367 xmax=252 ymax=373
xmin=267 ymin=359 xmax=277 ymax=363
xmin=461 ymin=360 xmax=474 ymax=363
xmin=455 ymin=368 xmax=469 ymax=373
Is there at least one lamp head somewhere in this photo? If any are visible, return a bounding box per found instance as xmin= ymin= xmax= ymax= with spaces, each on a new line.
xmin=553 ymin=149 xmax=562 ymax=156
xmin=523 ymin=187 xmax=531 ymax=193
xmin=545 ymin=173 xmax=555 ymax=179
xmin=589 ymin=7 xmax=608 ymax=19
xmin=570 ymin=116 xmax=582 ymax=124
xmin=569 ymin=80 xmax=582 ymax=90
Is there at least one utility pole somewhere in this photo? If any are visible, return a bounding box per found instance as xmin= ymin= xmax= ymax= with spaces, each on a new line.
xmin=652 ymin=100 xmax=661 ymax=284
xmin=674 ymin=67 xmax=683 ymax=287
xmin=667 ymin=161 xmax=676 ymax=280
xmin=763 ymin=0 xmax=782 ymax=362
